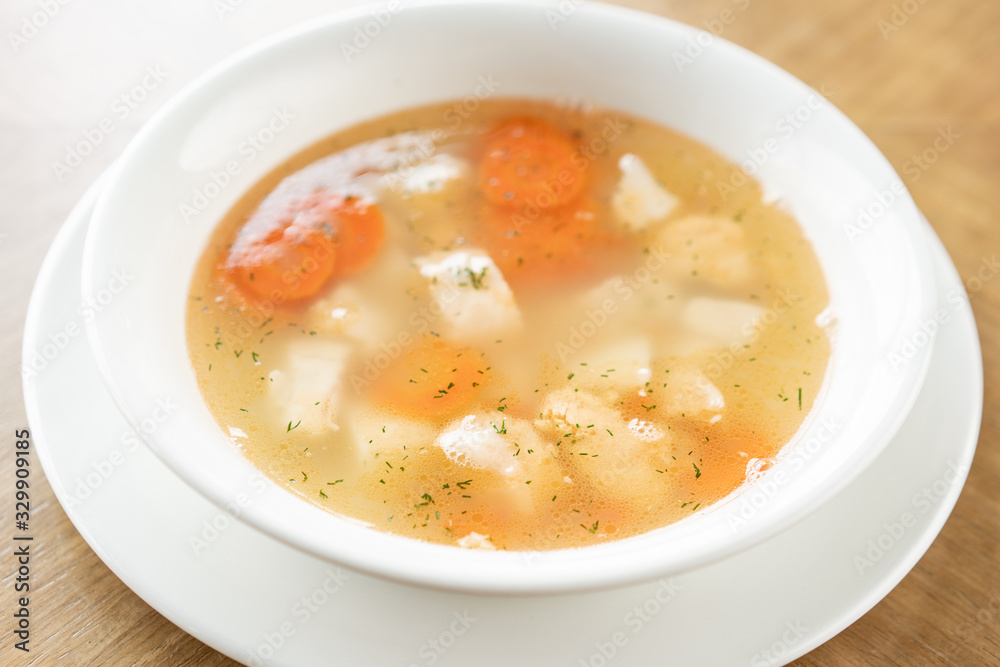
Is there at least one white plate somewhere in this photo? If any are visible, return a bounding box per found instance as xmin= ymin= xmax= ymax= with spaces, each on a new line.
xmin=24 ymin=177 xmax=982 ymax=666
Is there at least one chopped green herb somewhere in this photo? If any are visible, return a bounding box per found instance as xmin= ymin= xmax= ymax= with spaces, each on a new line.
xmin=465 ymin=266 xmax=488 ymax=289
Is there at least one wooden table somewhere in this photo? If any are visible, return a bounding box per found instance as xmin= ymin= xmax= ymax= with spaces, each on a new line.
xmin=2 ymin=0 xmax=997 ymax=664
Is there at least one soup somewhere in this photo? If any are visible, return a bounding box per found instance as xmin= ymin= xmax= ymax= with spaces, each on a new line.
xmin=186 ymin=99 xmax=830 ymax=551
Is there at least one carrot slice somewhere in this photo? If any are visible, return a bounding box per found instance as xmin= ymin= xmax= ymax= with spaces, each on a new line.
xmin=480 ymin=196 xmax=616 ymax=288
xmin=296 ymin=192 xmax=386 ymax=277
xmin=374 ymin=336 xmax=489 ymax=416
xmin=478 ymin=117 xmax=585 ymax=211
xmin=230 ymin=224 xmax=337 ymax=302
xmin=228 ymin=192 xmax=386 ymax=302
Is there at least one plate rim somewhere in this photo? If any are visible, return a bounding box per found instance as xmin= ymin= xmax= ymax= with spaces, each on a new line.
xmin=22 ymin=172 xmax=983 ymax=665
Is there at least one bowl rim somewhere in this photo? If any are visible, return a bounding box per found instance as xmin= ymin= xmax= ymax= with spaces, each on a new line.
xmin=81 ymin=0 xmax=939 ymax=594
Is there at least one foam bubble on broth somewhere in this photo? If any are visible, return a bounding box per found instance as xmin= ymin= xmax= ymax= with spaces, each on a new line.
xmin=186 ymin=98 xmax=830 ymax=551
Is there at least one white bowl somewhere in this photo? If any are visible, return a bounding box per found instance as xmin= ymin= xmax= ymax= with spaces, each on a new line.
xmin=82 ymin=0 xmax=937 ymax=594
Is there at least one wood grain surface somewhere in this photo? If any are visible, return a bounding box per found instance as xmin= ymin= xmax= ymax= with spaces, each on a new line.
xmin=1 ymin=0 xmax=997 ymax=665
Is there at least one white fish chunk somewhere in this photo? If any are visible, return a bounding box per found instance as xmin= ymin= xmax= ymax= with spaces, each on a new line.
xmin=438 ymin=414 xmax=520 ymax=476
xmin=438 ymin=415 xmax=557 ymax=517
xmin=262 ymin=338 xmax=352 ymax=435
xmin=416 ymin=250 xmax=522 ymax=344
xmin=611 ymin=153 xmax=680 ymax=231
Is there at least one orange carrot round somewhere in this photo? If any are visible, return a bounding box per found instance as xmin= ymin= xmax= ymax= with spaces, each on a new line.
xmin=231 ymin=225 xmax=337 ymax=301
xmin=228 ymin=191 xmax=385 ymax=302
xmin=480 ymin=196 xmax=616 ymax=288
xmin=374 ymin=336 xmax=490 ymax=416
xmin=296 ymin=192 xmax=386 ymax=277
xmin=478 ymin=117 xmax=585 ymax=211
